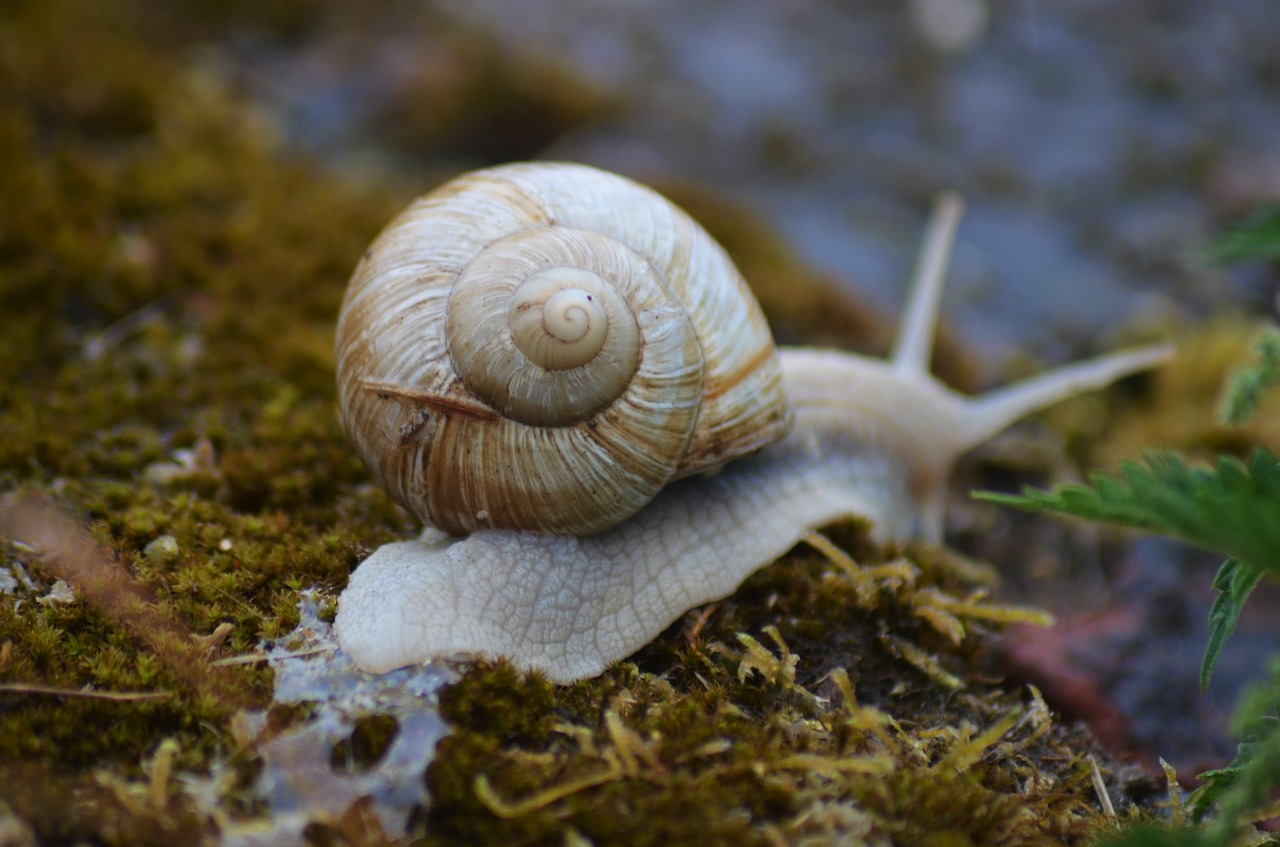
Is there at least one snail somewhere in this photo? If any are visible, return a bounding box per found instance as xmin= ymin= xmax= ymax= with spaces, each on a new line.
xmin=332 ymin=162 xmax=1171 ymax=684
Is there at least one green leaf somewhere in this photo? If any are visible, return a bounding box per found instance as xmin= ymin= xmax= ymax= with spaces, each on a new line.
xmin=1219 ymin=328 xmax=1280 ymax=426
xmin=1201 ymin=559 xmax=1266 ymax=690
xmin=1189 ymin=746 xmax=1248 ymax=822
xmin=1188 ymin=714 xmax=1280 ymax=825
xmin=1205 ymin=204 xmax=1280 ymax=265
xmin=975 ymin=449 xmax=1280 ymax=581
xmin=1218 ymin=660 xmax=1280 ymax=824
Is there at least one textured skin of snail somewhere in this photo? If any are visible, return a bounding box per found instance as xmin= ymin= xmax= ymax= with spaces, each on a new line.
xmin=334 ymin=164 xmax=1172 ymax=684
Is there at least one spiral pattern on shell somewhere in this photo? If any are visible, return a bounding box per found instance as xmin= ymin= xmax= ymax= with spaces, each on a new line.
xmin=444 ymin=227 xmax=652 ymax=426
xmin=335 ymin=162 xmax=790 ymax=536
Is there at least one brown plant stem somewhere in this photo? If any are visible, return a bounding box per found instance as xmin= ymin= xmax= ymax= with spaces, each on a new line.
xmin=0 ymin=492 xmax=257 ymax=715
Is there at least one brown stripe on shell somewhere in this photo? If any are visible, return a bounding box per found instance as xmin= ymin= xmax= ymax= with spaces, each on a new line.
xmin=359 ymin=379 xmax=500 ymax=422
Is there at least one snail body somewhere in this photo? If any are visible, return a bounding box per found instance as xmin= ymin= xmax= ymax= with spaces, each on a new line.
xmin=334 ymin=163 xmax=1171 ymax=683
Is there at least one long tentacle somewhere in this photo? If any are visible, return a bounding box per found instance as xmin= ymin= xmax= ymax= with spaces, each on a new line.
xmin=911 ymin=341 xmax=1175 ymax=541
xmin=958 ymin=343 xmax=1174 ymax=451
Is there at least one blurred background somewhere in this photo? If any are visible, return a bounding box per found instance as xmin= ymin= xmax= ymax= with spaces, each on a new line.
xmin=206 ymin=0 xmax=1280 ymax=361
xmin=4 ymin=0 xmax=1280 ymax=797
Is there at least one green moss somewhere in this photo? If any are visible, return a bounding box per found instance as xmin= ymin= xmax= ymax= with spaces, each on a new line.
xmin=0 ymin=589 xmax=240 ymax=770
xmin=0 ymin=0 xmax=408 ymax=801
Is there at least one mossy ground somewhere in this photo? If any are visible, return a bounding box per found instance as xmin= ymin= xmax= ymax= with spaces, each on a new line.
xmin=416 ymin=528 xmax=1129 ymax=847
xmin=0 ymin=0 xmax=1205 ymax=844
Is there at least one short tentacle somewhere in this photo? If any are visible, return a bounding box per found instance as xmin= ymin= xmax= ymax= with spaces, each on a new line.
xmin=886 ymin=191 xmax=1175 ymax=461
xmin=891 ymin=192 xmax=964 ymax=375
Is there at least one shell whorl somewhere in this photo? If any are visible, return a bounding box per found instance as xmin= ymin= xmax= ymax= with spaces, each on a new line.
xmin=445 ymin=227 xmax=656 ymax=426
xmin=335 ymin=162 xmax=790 ymax=536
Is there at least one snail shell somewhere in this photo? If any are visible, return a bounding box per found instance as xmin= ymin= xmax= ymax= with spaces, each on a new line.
xmin=335 ymin=162 xmax=790 ymax=536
